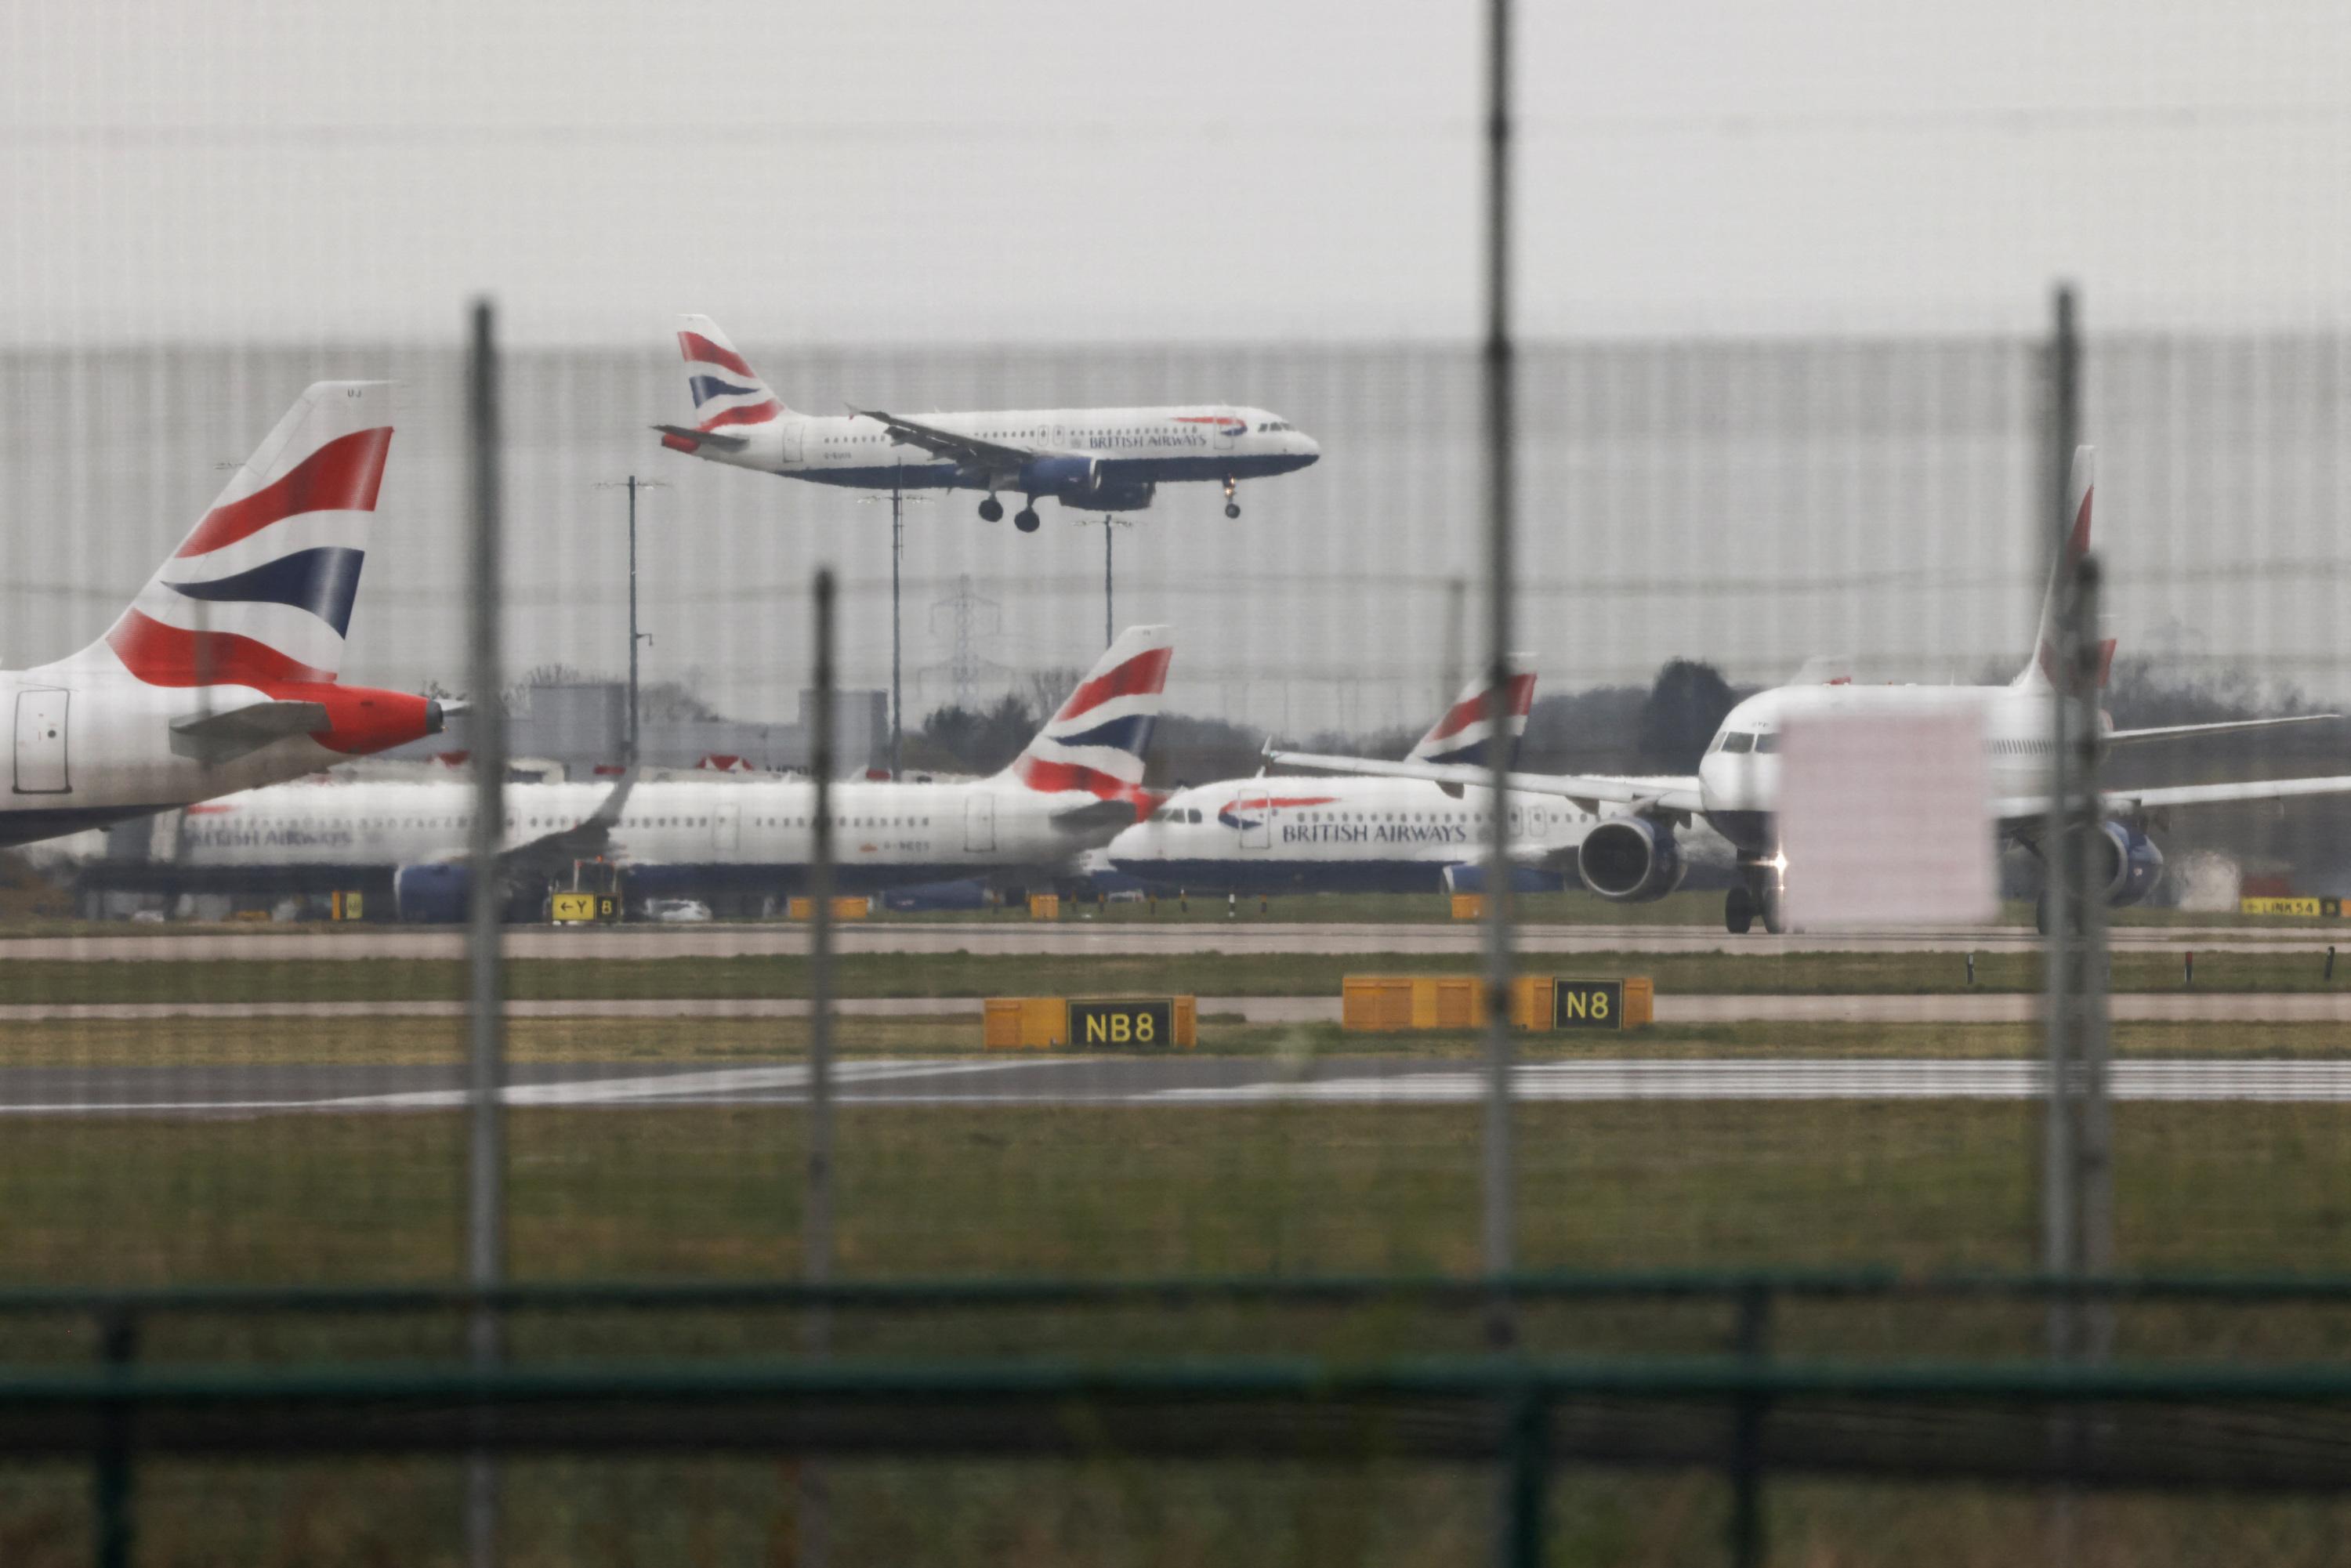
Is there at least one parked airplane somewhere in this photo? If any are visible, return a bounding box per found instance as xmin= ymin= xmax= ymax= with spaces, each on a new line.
xmin=654 ymin=316 xmax=1319 ymax=531
xmin=1272 ymin=450 xmax=2349 ymax=933
xmin=0 ymin=382 xmax=444 ymax=849
xmin=52 ymin=626 xmax=1174 ymax=919
xmin=1107 ymin=660 xmax=1730 ymax=895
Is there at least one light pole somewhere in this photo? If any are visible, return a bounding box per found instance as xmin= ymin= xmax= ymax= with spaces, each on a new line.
xmin=859 ymin=481 xmax=926 ymax=776
xmin=596 ymin=477 xmax=667 ymax=768
xmin=1078 ymin=512 xmax=1132 ymax=649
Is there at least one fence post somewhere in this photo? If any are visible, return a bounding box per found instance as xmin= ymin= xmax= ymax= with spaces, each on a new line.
xmin=1500 ymin=1383 xmax=1548 ymax=1568
xmin=1728 ymin=1284 xmax=1773 ymax=1568
xmin=1478 ymin=0 xmax=1519 ymax=1356
xmin=92 ymin=1305 xmax=138 ymax=1568
xmin=801 ymin=568 xmax=837 ymax=1568
xmin=463 ymin=297 xmax=510 ymax=1568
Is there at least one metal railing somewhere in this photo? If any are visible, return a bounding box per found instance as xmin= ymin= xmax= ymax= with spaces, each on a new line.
xmin=13 ymin=1269 xmax=2351 ymax=1568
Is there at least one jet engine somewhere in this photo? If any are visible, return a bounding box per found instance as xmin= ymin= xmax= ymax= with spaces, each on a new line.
xmin=2093 ymin=820 xmax=2165 ymax=907
xmin=1020 ymin=454 xmax=1103 ymax=497
xmin=393 ymin=863 xmax=471 ymax=924
xmin=1057 ymin=479 xmax=1156 ymax=512
xmin=1575 ymin=817 xmax=1686 ymax=903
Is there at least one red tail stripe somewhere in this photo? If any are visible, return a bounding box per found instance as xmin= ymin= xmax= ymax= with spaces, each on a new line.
xmin=2068 ymin=484 xmax=2094 ymax=560
xmin=679 ymin=331 xmax=755 ymax=380
xmin=1014 ymin=756 xmax=1146 ymax=803
xmin=106 ymin=610 xmax=336 ymax=687
xmin=1055 ymin=646 xmax=1173 ymax=721
xmin=174 ymin=427 xmax=393 ymax=559
xmin=1425 ymin=673 xmax=1535 ymax=743
xmin=698 ymin=400 xmax=781 ymax=433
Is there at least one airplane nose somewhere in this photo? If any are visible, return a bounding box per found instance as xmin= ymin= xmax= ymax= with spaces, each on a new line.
xmin=1297 ymin=435 xmax=1320 ymax=464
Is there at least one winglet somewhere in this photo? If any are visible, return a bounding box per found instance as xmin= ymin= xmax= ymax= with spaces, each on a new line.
xmin=2018 ymin=445 xmax=2096 ymax=689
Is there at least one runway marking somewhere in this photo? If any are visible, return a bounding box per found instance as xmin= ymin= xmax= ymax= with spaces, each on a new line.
xmin=322 ymin=1058 xmax=1053 ymax=1110
xmin=1145 ymin=1059 xmax=2351 ymax=1105
xmin=3 ymin=1058 xmax=2349 ymax=1116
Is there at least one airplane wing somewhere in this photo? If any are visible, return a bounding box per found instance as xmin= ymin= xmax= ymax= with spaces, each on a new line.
xmin=168 ymin=701 xmax=331 ymax=762
xmin=2106 ymin=714 xmax=2338 ymax=745
xmin=1266 ymin=748 xmax=1707 ymax=818
xmin=492 ymin=770 xmax=642 ymax=882
xmin=651 ymin=423 xmax=749 ymax=454
xmin=851 ymin=407 xmax=1034 ymax=472
xmin=1049 ymin=797 xmax=1147 ymax=835
xmin=1994 ymin=773 xmax=2351 ymax=835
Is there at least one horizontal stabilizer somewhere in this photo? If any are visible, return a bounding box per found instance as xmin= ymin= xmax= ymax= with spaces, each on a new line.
xmin=2106 ymin=713 xmax=2339 ymax=745
xmin=1051 ymin=797 xmax=1149 ymax=834
xmin=653 ymin=424 xmax=749 ymax=454
xmin=168 ymin=701 xmax=330 ymax=762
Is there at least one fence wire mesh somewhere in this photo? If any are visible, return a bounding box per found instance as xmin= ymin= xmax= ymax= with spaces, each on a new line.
xmin=5 ymin=2 xmax=2351 ymax=1563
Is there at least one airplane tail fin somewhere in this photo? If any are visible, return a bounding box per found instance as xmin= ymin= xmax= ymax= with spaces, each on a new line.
xmin=2015 ymin=445 xmax=2114 ymax=689
xmin=666 ymin=314 xmax=791 ymax=451
xmin=80 ymin=382 xmax=394 ymax=688
xmin=1408 ymin=654 xmax=1536 ymax=767
xmin=1002 ymin=626 xmax=1176 ymax=803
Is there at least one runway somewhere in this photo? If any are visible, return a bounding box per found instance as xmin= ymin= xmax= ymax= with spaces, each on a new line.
xmin=3 ymin=1055 xmax=2349 ymax=1117
xmin=0 ymin=921 xmax=2339 ymax=961
xmin=8 ymin=992 xmax=2351 ymax=1024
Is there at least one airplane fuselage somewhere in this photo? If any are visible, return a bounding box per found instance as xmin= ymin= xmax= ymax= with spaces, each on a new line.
xmin=0 ymin=670 xmax=440 ymax=849
xmin=1109 ymin=773 xmax=1626 ymax=895
xmin=687 ymin=404 xmax=1318 ymax=510
xmin=52 ymin=773 xmax=1143 ymax=907
xmin=1697 ymin=682 xmax=2097 ymax=855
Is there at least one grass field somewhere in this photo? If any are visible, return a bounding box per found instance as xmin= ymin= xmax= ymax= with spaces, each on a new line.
xmin=3 ymin=1099 xmax=2348 ymax=1563
xmin=5 ymin=1100 xmax=2349 ymax=1291
xmin=0 ymin=943 xmax=2345 ymax=1005
xmin=8 ymin=1016 xmax=2351 ymax=1066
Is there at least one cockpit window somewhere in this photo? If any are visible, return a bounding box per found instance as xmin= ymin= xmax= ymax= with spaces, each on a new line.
xmin=1753 ymin=732 xmax=1780 ymax=754
xmin=1722 ymin=732 xmax=1754 ymax=754
xmin=1186 ymin=809 xmax=1201 ymax=824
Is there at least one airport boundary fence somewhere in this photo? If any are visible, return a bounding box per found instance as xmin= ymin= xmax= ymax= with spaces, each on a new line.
xmin=5 ymin=301 xmax=2351 ymax=1561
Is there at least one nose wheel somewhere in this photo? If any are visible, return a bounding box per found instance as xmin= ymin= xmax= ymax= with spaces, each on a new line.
xmin=978 ymin=495 xmax=1003 ymax=523
xmin=1223 ymin=477 xmax=1241 ymax=520
xmin=1728 ymin=865 xmax=1786 ymax=934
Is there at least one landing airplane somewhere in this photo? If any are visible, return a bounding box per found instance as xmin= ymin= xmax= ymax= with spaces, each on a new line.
xmin=0 ymin=382 xmax=444 ymax=849
xmin=1108 ymin=662 xmax=1737 ymax=895
xmin=654 ymin=316 xmax=1319 ymax=531
xmin=1271 ymin=450 xmax=2349 ymax=933
xmin=49 ymin=626 xmax=1175 ymax=919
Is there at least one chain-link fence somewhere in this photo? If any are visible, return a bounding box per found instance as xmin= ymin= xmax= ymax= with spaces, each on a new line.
xmin=6 ymin=2 xmax=2351 ymax=1564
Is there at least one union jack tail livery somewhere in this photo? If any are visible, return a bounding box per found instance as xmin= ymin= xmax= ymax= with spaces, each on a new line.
xmin=88 ymin=382 xmax=393 ymax=689
xmin=1407 ymin=654 xmax=1537 ymax=768
xmin=662 ymin=314 xmax=790 ymax=453
xmin=1004 ymin=625 xmax=1175 ymax=809
xmin=2016 ymin=444 xmax=2114 ymax=690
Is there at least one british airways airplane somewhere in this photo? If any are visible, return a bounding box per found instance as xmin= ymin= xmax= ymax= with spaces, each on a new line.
xmin=1273 ymin=450 xmax=2351 ymax=933
xmin=654 ymin=316 xmax=1319 ymax=531
xmin=49 ymin=626 xmax=1174 ymax=920
xmin=1107 ymin=661 xmax=1726 ymax=895
xmin=0 ymin=382 xmax=444 ymax=848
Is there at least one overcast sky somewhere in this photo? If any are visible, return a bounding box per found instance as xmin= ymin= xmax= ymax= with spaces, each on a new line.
xmin=3 ymin=3 xmax=2349 ymax=732
xmin=3 ymin=1 xmax=2348 ymax=344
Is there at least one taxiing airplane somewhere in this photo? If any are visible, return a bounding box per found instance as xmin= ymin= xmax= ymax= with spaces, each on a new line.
xmin=1108 ymin=661 xmax=1732 ymax=895
xmin=1271 ymin=450 xmax=2349 ymax=933
xmin=50 ymin=626 xmax=1174 ymax=920
xmin=0 ymin=382 xmax=444 ymax=849
xmin=654 ymin=316 xmax=1319 ymax=531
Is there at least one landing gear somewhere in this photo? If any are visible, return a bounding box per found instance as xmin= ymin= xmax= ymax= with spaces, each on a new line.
xmin=1014 ymin=506 xmax=1041 ymax=533
xmin=1223 ymin=476 xmax=1241 ymax=520
xmin=1732 ymin=864 xmax=1787 ymax=934
xmin=978 ymin=495 xmax=1003 ymax=523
